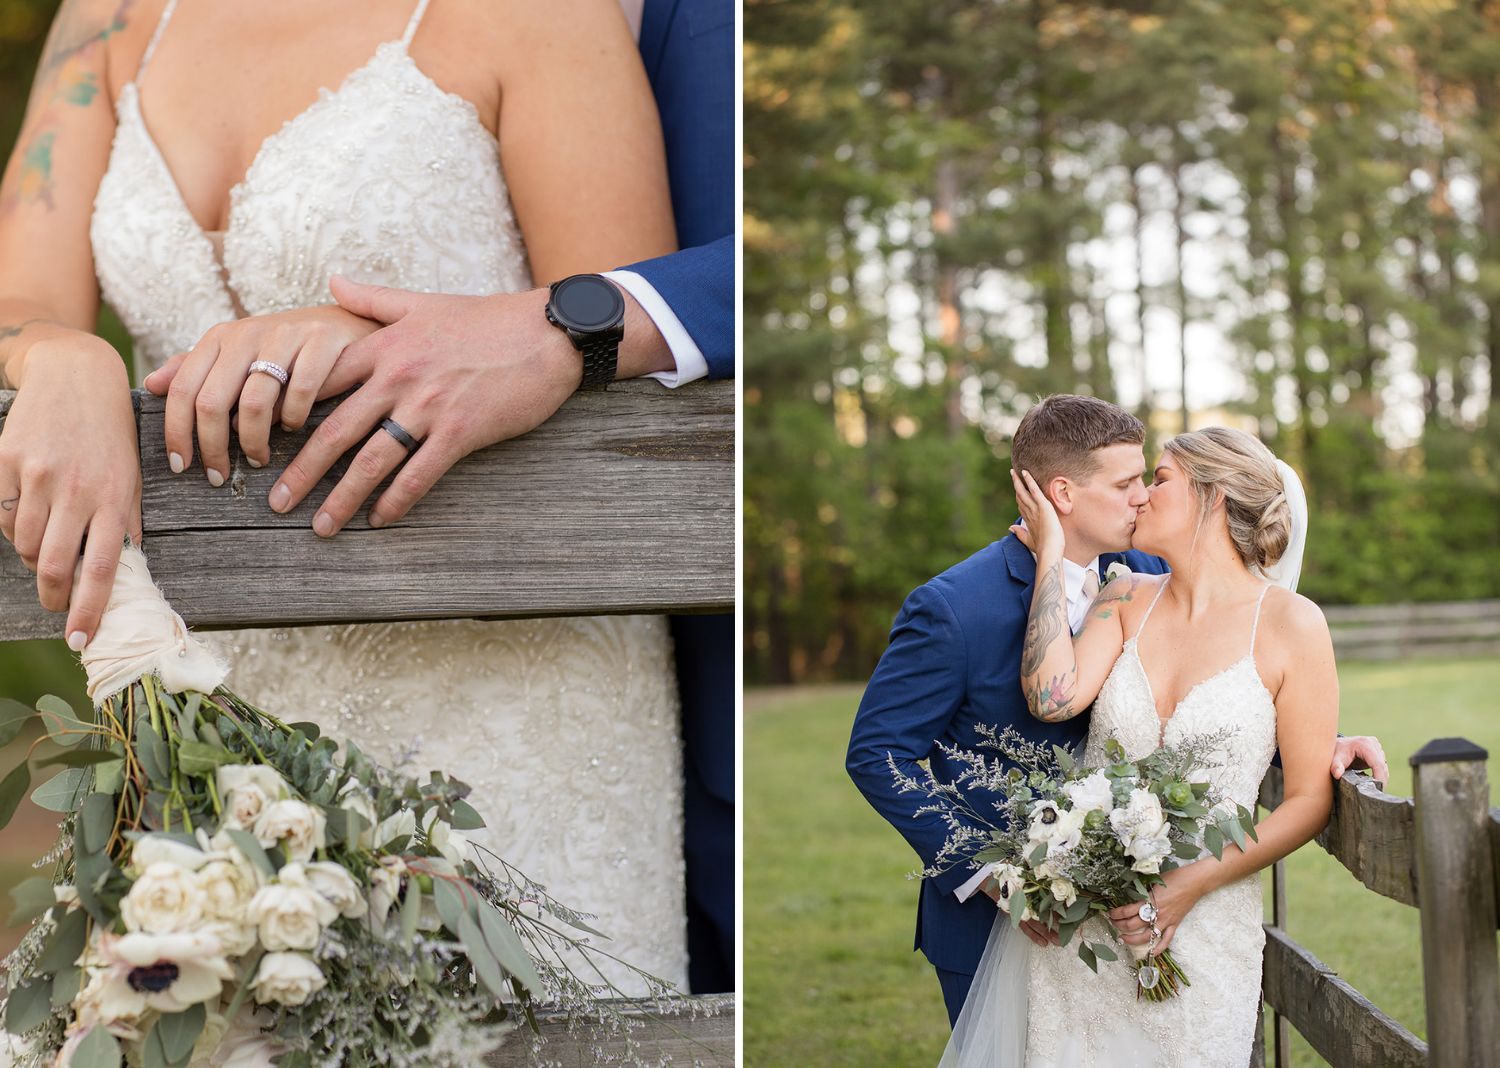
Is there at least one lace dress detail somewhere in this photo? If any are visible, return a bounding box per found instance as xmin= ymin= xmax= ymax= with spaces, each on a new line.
xmin=88 ymin=0 xmax=686 ymax=992
xmin=1024 ymin=580 xmax=1278 ymax=1068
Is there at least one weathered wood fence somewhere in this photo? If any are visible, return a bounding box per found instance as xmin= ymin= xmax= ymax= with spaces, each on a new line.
xmin=1322 ymin=601 xmax=1500 ymax=661
xmin=0 ymin=382 xmax=736 ymax=1065
xmin=0 ymin=382 xmax=734 ymax=637
xmin=1253 ymin=739 xmax=1500 ymax=1068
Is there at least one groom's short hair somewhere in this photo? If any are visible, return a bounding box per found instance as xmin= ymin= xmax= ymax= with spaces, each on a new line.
xmin=1011 ymin=395 xmax=1145 ymax=489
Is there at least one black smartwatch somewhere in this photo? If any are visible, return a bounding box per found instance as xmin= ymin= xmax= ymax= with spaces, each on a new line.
xmin=545 ymin=274 xmax=625 ymax=389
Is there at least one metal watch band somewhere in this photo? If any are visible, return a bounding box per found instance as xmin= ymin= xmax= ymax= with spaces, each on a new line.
xmin=578 ymin=333 xmax=619 ymax=389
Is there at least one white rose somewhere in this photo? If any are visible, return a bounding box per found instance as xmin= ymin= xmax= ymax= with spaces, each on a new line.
xmin=252 ymin=800 xmax=327 ymax=863
xmin=130 ymin=836 xmax=209 ymax=874
xmin=1110 ymin=788 xmax=1166 ymax=847
xmin=301 ymin=861 xmax=368 ymax=919
xmin=372 ymin=809 xmax=416 ymax=850
xmin=250 ymin=952 xmax=327 ymax=1006
xmin=367 ymin=855 xmax=407 ymax=924
xmin=993 ymin=864 xmax=1025 ymax=915
xmin=1128 ymin=833 xmax=1173 ymax=874
xmin=1049 ymin=878 xmax=1078 ymax=908
xmin=336 ymin=783 xmax=379 ymax=849
xmin=1105 ymin=561 xmax=1133 ymax=584
xmin=246 ymin=876 xmax=337 ymax=951
xmin=218 ymin=766 xmax=287 ymax=831
xmin=1062 ymin=771 xmax=1114 ymax=814
xmin=121 ymin=862 xmax=206 ymax=934
xmin=423 ymin=811 xmax=471 ymax=867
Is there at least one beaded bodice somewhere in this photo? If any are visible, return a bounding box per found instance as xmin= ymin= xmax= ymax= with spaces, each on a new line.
xmin=90 ymin=0 xmax=530 ymax=372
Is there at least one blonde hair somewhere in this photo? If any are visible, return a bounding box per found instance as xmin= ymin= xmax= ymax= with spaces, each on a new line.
xmin=1162 ymin=427 xmax=1291 ymax=570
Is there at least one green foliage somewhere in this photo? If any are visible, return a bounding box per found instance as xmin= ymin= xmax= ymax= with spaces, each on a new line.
xmin=745 ymin=0 xmax=1500 ymax=685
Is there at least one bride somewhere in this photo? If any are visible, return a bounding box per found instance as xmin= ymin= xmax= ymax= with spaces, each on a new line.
xmin=0 ymin=0 xmax=686 ymax=990
xmin=946 ymin=427 xmax=1338 ymax=1067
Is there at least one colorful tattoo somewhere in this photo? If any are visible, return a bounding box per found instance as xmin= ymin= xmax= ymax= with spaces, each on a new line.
xmin=1 ymin=0 xmax=135 ymax=215
xmin=1021 ymin=560 xmax=1067 ymax=677
xmin=1027 ymin=673 xmax=1078 ymax=722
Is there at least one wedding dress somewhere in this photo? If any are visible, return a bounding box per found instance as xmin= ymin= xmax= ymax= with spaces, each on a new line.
xmin=88 ymin=0 xmax=687 ymax=992
xmin=944 ymin=579 xmax=1278 ymax=1068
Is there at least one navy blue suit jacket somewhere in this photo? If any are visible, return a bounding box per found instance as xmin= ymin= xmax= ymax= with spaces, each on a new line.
xmin=846 ymin=537 xmax=1170 ymax=976
xmin=621 ymin=0 xmax=735 ymax=379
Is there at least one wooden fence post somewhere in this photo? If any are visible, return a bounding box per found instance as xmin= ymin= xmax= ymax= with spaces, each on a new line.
xmin=1410 ymin=737 xmax=1500 ymax=1068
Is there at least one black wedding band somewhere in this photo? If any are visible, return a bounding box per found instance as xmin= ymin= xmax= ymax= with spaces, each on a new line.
xmin=380 ymin=418 xmax=420 ymax=452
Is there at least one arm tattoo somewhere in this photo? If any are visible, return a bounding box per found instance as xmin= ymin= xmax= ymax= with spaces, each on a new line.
xmin=1027 ymin=674 xmax=1078 ymax=722
xmin=1020 ymin=560 xmax=1067 ymax=677
xmin=0 ymin=497 xmax=16 ymax=512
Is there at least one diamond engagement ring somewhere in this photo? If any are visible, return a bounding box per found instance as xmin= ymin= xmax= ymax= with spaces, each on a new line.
xmin=1137 ymin=902 xmax=1158 ymax=924
xmin=248 ymin=361 xmax=289 ymax=386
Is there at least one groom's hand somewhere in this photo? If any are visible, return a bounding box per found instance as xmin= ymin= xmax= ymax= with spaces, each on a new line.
xmin=982 ymin=886 xmax=1060 ymax=947
xmin=1332 ymin=735 xmax=1389 ymax=787
xmin=269 ymin=277 xmax=675 ymax=534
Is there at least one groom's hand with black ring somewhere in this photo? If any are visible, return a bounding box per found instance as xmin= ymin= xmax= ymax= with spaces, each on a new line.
xmin=266 ymin=276 xmax=675 ymax=535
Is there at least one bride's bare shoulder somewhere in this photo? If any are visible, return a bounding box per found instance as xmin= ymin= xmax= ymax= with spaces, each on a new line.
xmin=1257 ymin=586 xmax=1334 ymax=660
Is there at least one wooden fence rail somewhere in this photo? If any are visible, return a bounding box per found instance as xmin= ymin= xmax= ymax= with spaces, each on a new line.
xmin=1322 ymin=600 xmax=1500 ymax=661
xmin=1254 ymin=740 xmax=1500 ymax=1068
xmin=0 ymin=382 xmax=734 ymax=639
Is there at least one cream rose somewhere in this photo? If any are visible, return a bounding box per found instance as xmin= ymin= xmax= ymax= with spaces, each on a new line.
xmin=246 ymin=875 xmax=338 ymax=951
xmin=121 ymin=862 xmax=206 ymax=934
xmin=1049 ymin=878 xmax=1078 ymax=908
xmin=336 ymin=783 xmax=380 ymax=849
xmin=252 ymin=800 xmax=327 ymax=863
xmin=218 ymin=765 xmax=288 ymax=832
xmin=130 ymin=836 xmax=209 ymax=874
xmin=250 ymin=953 xmax=327 ymax=1006
xmin=1061 ymin=771 xmax=1114 ymax=814
xmin=423 ymin=811 xmax=471 ymax=867
xmin=301 ymin=861 xmax=368 ymax=920
xmin=367 ymin=855 xmax=407 ymax=924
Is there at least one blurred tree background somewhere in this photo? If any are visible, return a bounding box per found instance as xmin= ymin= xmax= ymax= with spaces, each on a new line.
xmin=0 ymin=0 xmax=122 ymax=705
xmin=745 ymin=0 xmax=1500 ymax=686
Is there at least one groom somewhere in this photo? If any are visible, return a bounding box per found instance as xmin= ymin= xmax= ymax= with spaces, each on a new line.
xmin=846 ymin=394 xmax=1388 ymax=1026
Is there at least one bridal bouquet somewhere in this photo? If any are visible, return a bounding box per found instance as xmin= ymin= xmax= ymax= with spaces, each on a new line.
xmin=892 ymin=727 xmax=1259 ymax=1001
xmin=0 ymin=546 xmax=672 ymax=1068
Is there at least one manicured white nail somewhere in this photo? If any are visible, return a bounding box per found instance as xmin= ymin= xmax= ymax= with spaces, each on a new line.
xmin=368 ymin=512 xmax=386 ymax=529
xmin=169 ymin=452 xmax=184 ymax=474
xmin=269 ymin=484 xmax=291 ymax=512
xmin=206 ymin=469 xmax=225 ymax=488
xmin=66 ymin=631 xmax=87 ymax=652
xmin=313 ymin=512 xmax=334 ymax=537
xmin=247 ymin=458 xmax=264 ymax=469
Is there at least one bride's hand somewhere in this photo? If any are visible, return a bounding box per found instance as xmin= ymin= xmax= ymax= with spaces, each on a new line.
xmin=1009 ymin=468 xmax=1065 ymax=560
xmin=0 ymin=337 xmax=142 ymax=648
xmin=142 ymin=305 xmax=380 ymax=483
xmin=1105 ymin=865 xmax=1206 ymax=957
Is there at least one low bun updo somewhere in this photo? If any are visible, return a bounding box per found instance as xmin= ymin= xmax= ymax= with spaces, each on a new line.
xmin=1162 ymin=427 xmax=1292 ymax=570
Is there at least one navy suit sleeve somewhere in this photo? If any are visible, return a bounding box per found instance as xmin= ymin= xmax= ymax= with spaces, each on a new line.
xmin=624 ymin=235 xmax=734 ymax=379
xmin=847 ymin=584 xmax=980 ymax=897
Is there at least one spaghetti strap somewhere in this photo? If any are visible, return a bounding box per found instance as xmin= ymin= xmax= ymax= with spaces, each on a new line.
xmin=1131 ymin=576 xmax=1170 ymax=642
xmin=134 ymin=0 xmax=182 ymax=86
xmin=1249 ymin=582 xmax=1273 ymax=655
xmin=401 ymin=0 xmax=433 ymax=45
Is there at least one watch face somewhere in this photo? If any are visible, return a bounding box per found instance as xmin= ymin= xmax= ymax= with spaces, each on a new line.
xmin=552 ymin=275 xmax=625 ymax=331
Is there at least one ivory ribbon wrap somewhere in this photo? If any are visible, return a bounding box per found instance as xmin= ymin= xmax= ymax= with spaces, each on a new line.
xmin=78 ymin=543 xmax=227 ymax=705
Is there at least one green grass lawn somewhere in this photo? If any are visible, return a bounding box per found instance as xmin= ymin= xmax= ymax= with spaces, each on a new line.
xmin=745 ymin=660 xmax=1500 ymax=1068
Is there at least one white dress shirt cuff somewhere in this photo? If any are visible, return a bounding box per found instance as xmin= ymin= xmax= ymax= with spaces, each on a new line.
xmin=602 ymin=270 xmax=708 ymax=388
xmin=954 ymin=862 xmax=999 ymax=903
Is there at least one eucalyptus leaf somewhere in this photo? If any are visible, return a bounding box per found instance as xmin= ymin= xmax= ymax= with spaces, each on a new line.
xmin=1171 ymin=839 xmax=1201 ymax=860
xmin=156 ymin=1003 xmax=207 ymax=1063
xmin=35 ymin=749 xmax=125 ymax=770
xmin=224 ymin=829 xmax=276 ymax=879
xmin=0 ymin=698 xmax=36 ymax=748
xmin=51 ymin=964 xmax=84 ymax=1008
xmin=1091 ymin=940 xmax=1118 ymax=962
xmin=559 ymin=912 xmax=608 ymax=938
xmin=177 ymin=740 xmax=246 ymax=778
xmin=449 ymin=799 xmax=485 ymax=831
xmin=1056 ymin=919 xmax=1080 ymax=947
xmin=432 ymin=876 xmax=470 ymax=934
xmin=221 ymin=948 xmax=264 ymax=1025
xmin=0 ymin=760 xmax=31 ymax=832
xmin=93 ymin=756 xmax=126 ymax=796
xmin=1204 ymin=824 xmax=1225 ymax=861
xmin=287 ymin=721 xmax=321 ymax=741
xmin=5 ymin=975 xmax=53 ymax=1032
xmin=1077 ymin=942 xmax=1099 ymax=973
xmin=477 ymin=901 xmax=544 ymax=994
xmin=143 ymin=1018 xmax=193 ymax=1068
xmin=1027 ymin=842 xmax=1047 ymax=866
xmin=70 ymin=1024 xmax=121 ymax=1068
xmin=9 ymin=876 xmax=59 ymax=929
xmin=35 ymin=906 xmax=88 ymax=974
xmin=322 ymin=807 xmax=349 ymax=845
xmin=1222 ymin=815 xmax=1247 ymax=852
xmin=458 ymin=913 xmax=509 ymax=1000
xmin=134 ymin=721 xmax=170 ymax=787
xmin=31 ymin=767 xmax=90 ymax=812
xmin=80 ymin=792 xmax=117 ymax=856
xmin=401 ymin=883 xmax=423 ymax=944
xmin=36 ymin=695 xmax=91 ymax=748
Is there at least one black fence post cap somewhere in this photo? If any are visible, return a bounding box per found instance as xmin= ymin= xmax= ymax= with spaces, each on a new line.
xmin=1409 ymin=737 xmax=1489 ymax=766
